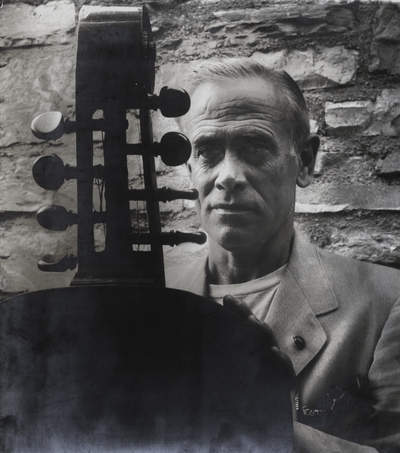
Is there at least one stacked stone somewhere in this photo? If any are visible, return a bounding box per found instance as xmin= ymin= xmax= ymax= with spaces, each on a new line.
xmin=1 ymin=0 xmax=400 ymax=297
xmin=0 ymin=1 xmax=77 ymax=297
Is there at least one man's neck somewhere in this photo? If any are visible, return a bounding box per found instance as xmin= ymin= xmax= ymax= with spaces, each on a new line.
xmin=207 ymin=229 xmax=294 ymax=285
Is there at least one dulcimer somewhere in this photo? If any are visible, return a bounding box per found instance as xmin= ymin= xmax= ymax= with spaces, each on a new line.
xmin=0 ymin=7 xmax=293 ymax=452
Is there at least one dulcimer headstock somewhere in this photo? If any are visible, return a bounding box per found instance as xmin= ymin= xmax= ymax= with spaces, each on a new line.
xmin=30 ymin=6 xmax=206 ymax=287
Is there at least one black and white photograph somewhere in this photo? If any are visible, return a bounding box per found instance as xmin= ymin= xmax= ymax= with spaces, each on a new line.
xmin=0 ymin=0 xmax=400 ymax=451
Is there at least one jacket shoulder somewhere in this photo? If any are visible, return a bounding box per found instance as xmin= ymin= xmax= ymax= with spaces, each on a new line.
xmin=316 ymin=245 xmax=400 ymax=306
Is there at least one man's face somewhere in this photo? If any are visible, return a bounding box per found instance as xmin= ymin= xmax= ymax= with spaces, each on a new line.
xmin=185 ymin=77 xmax=301 ymax=253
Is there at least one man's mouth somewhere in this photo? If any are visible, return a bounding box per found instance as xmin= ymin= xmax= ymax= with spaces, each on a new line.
xmin=212 ymin=204 xmax=252 ymax=214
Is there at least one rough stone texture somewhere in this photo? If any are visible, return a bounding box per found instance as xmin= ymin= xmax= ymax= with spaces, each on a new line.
xmin=0 ymin=216 xmax=76 ymax=293
xmin=210 ymin=4 xmax=356 ymax=41
xmin=150 ymin=3 xmax=358 ymax=62
xmin=0 ymin=1 xmax=76 ymax=48
xmin=315 ymin=154 xmax=380 ymax=188
xmin=369 ymin=4 xmax=400 ymax=74
xmin=0 ymin=45 xmax=76 ymax=147
xmin=376 ymin=151 xmax=400 ymax=176
xmin=313 ymin=151 xmax=346 ymax=177
xmin=252 ymin=47 xmax=358 ymax=90
xmin=325 ymin=101 xmax=372 ymax=136
xmin=325 ymin=88 xmax=400 ymax=136
xmin=295 ymin=212 xmax=400 ymax=268
xmin=328 ymin=228 xmax=400 ymax=267
xmin=297 ymin=183 xmax=400 ymax=212
xmin=0 ymin=152 xmax=53 ymax=212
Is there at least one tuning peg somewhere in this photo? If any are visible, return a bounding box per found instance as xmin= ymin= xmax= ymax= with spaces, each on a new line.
xmin=149 ymin=86 xmax=190 ymax=118
xmin=36 ymin=205 xmax=77 ymax=231
xmin=156 ymin=187 xmax=198 ymax=202
xmin=153 ymin=132 xmax=191 ymax=166
xmin=31 ymin=112 xmax=76 ymax=140
xmin=32 ymin=154 xmax=75 ymax=190
xmin=128 ymin=187 xmax=198 ymax=202
xmin=32 ymin=155 xmax=103 ymax=191
xmin=38 ymin=254 xmax=77 ymax=272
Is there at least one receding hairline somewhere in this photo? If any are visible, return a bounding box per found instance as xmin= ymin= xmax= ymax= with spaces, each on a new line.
xmin=185 ymin=77 xmax=288 ymax=130
xmin=183 ymin=58 xmax=304 ymax=102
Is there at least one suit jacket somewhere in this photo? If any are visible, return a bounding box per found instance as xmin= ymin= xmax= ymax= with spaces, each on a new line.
xmin=166 ymin=232 xmax=400 ymax=452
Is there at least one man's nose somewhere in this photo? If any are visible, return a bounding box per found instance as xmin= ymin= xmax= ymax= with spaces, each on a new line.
xmin=215 ymin=153 xmax=246 ymax=191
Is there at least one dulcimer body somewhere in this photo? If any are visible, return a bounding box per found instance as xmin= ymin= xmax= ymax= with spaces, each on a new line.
xmin=0 ymin=286 xmax=292 ymax=452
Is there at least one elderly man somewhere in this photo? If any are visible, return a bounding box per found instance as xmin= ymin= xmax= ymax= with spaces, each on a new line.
xmin=167 ymin=58 xmax=400 ymax=452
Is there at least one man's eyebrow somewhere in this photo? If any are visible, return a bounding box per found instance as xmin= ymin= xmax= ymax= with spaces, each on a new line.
xmin=235 ymin=131 xmax=281 ymax=156
xmin=192 ymin=134 xmax=222 ymax=147
xmin=236 ymin=126 xmax=278 ymax=141
xmin=241 ymin=132 xmax=277 ymax=145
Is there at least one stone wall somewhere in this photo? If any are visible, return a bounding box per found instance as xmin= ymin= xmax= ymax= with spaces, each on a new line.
xmin=1 ymin=0 xmax=400 ymax=298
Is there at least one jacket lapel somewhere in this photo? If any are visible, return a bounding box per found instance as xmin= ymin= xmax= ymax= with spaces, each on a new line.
xmin=265 ymin=232 xmax=339 ymax=376
xmin=265 ymin=269 xmax=327 ymax=376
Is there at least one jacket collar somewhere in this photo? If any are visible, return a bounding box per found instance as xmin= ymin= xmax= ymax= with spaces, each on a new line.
xmin=286 ymin=232 xmax=338 ymax=317
xmin=265 ymin=232 xmax=338 ymax=375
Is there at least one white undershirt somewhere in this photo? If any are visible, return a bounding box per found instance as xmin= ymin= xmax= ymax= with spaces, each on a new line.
xmin=208 ymin=264 xmax=287 ymax=322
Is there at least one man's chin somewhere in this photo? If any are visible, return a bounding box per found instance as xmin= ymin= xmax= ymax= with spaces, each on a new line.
xmin=210 ymin=229 xmax=262 ymax=253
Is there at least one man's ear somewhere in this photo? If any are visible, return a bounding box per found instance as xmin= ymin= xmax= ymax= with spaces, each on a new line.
xmin=296 ymin=134 xmax=320 ymax=188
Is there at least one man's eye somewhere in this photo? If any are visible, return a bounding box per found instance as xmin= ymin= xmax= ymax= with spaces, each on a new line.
xmin=196 ymin=146 xmax=224 ymax=165
xmin=248 ymin=143 xmax=265 ymax=153
xmin=243 ymin=142 xmax=269 ymax=163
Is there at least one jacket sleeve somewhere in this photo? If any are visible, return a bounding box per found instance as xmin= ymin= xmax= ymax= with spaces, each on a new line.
xmin=362 ymin=295 xmax=400 ymax=452
xmin=294 ymin=296 xmax=400 ymax=453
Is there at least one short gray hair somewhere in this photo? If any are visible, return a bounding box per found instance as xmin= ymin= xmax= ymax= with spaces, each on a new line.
xmin=178 ymin=58 xmax=310 ymax=154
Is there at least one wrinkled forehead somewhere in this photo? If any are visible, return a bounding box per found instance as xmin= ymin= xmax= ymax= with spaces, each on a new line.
xmin=183 ymin=77 xmax=286 ymax=133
